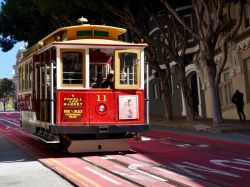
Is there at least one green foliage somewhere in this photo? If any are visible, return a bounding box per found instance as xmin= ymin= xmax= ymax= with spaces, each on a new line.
xmin=0 ymin=0 xmax=106 ymax=51
xmin=0 ymin=78 xmax=14 ymax=111
xmin=0 ymin=78 xmax=14 ymax=100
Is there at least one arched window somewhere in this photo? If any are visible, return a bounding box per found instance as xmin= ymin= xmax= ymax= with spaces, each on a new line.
xmin=244 ymin=3 xmax=250 ymax=29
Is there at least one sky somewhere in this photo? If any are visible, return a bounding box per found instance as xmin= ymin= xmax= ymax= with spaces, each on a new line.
xmin=0 ymin=0 xmax=25 ymax=79
xmin=0 ymin=42 xmax=25 ymax=79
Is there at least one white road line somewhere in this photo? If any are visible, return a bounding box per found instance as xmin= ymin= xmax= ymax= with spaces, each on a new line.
xmin=141 ymin=136 xmax=151 ymax=141
xmin=128 ymin=164 xmax=167 ymax=182
xmin=84 ymin=167 xmax=122 ymax=185
xmin=0 ymin=116 xmax=20 ymax=127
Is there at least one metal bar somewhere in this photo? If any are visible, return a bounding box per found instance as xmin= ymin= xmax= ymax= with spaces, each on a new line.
xmin=145 ymin=61 xmax=149 ymax=125
xmin=50 ymin=61 xmax=54 ymax=125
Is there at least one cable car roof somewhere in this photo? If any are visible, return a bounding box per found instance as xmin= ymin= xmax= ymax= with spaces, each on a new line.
xmin=39 ymin=24 xmax=127 ymax=44
xmin=53 ymin=38 xmax=148 ymax=48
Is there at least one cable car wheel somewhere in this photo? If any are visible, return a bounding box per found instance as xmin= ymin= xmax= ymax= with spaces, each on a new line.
xmin=59 ymin=135 xmax=71 ymax=152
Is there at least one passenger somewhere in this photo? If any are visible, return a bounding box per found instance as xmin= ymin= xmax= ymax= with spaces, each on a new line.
xmin=92 ymin=74 xmax=103 ymax=88
xmin=101 ymin=74 xmax=114 ymax=88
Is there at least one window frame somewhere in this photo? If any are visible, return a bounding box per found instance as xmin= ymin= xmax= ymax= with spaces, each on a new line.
xmin=60 ymin=49 xmax=86 ymax=88
xmin=114 ymin=49 xmax=141 ymax=89
xmin=219 ymin=70 xmax=233 ymax=107
xmin=89 ymin=63 xmax=109 ymax=87
xmin=244 ymin=3 xmax=250 ymax=29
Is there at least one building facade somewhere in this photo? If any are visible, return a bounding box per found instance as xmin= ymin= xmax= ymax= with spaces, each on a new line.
xmin=148 ymin=1 xmax=250 ymax=121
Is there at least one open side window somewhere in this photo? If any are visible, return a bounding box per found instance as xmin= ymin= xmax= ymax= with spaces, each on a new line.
xmin=60 ymin=49 xmax=85 ymax=88
xmin=114 ymin=49 xmax=141 ymax=89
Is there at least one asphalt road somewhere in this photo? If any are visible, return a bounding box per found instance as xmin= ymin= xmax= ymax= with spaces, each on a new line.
xmin=1 ymin=112 xmax=250 ymax=187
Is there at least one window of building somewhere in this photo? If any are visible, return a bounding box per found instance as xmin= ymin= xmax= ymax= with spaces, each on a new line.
xmin=153 ymin=83 xmax=159 ymax=100
xmin=157 ymin=10 xmax=166 ymax=16
xmin=159 ymin=81 xmax=163 ymax=100
xmin=246 ymin=59 xmax=250 ymax=100
xmin=219 ymin=70 xmax=232 ymax=106
xmin=183 ymin=14 xmax=194 ymax=43
xmin=244 ymin=4 xmax=250 ymax=29
xmin=247 ymin=59 xmax=250 ymax=87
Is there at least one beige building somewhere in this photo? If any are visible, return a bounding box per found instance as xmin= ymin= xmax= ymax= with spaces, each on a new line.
xmin=148 ymin=2 xmax=249 ymax=121
xmin=200 ymin=1 xmax=250 ymax=120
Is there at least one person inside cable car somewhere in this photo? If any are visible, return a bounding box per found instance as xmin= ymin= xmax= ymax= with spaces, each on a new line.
xmin=101 ymin=74 xmax=114 ymax=88
xmin=92 ymin=73 xmax=103 ymax=88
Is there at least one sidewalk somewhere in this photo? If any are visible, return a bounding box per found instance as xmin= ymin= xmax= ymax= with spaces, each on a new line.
xmin=0 ymin=133 xmax=74 ymax=187
xmin=149 ymin=116 xmax=250 ymax=135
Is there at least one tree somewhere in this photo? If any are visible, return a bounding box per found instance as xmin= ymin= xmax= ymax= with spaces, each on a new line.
xmin=0 ymin=0 xmax=104 ymax=51
xmin=0 ymin=0 xmax=195 ymax=121
xmin=101 ymin=0 xmax=176 ymax=120
xmin=102 ymin=0 xmax=197 ymax=121
xmin=0 ymin=0 xmax=52 ymax=51
xmin=0 ymin=78 xmax=14 ymax=111
xmin=161 ymin=0 xmax=246 ymax=124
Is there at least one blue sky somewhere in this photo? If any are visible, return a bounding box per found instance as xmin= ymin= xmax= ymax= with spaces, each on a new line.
xmin=0 ymin=0 xmax=25 ymax=79
xmin=0 ymin=42 xmax=25 ymax=79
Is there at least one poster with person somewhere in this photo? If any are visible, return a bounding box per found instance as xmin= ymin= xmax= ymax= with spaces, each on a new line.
xmin=118 ymin=95 xmax=138 ymax=119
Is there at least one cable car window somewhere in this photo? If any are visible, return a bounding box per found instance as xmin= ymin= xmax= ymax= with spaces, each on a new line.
xmin=115 ymin=49 xmax=141 ymax=89
xmin=119 ymin=53 xmax=138 ymax=85
xmin=62 ymin=52 xmax=83 ymax=84
xmin=89 ymin=64 xmax=108 ymax=87
xmin=29 ymin=61 xmax=32 ymax=89
xmin=18 ymin=66 xmax=22 ymax=91
xmin=25 ymin=63 xmax=29 ymax=90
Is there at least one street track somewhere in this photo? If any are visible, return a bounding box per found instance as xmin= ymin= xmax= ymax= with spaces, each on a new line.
xmin=140 ymin=130 xmax=250 ymax=158
xmin=1 ymin=112 xmax=250 ymax=187
xmin=0 ymin=113 xmax=210 ymax=187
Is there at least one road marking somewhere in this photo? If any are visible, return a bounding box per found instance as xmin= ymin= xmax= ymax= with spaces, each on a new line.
xmin=141 ymin=136 xmax=151 ymax=141
xmin=176 ymin=144 xmax=192 ymax=148
xmin=128 ymin=164 xmax=167 ymax=182
xmin=0 ymin=116 xmax=20 ymax=127
xmin=196 ymin=144 xmax=209 ymax=148
xmin=47 ymin=158 xmax=102 ymax=187
xmin=210 ymin=159 xmax=250 ymax=171
xmin=172 ymin=161 xmax=240 ymax=179
xmin=84 ymin=167 xmax=122 ymax=185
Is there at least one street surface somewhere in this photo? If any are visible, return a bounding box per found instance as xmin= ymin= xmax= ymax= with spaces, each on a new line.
xmin=0 ymin=112 xmax=250 ymax=187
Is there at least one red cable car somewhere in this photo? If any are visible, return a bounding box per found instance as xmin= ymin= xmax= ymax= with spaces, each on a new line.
xmin=17 ymin=19 xmax=149 ymax=153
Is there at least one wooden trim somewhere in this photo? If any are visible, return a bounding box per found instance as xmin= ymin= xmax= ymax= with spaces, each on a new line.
xmin=114 ymin=49 xmax=141 ymax=89
xmin=60 ymin=48 xmax=86 ymax=88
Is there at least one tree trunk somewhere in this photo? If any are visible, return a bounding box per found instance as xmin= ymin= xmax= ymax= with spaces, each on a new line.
xmin=206 ymin=62 xmax=223 ymax=124
xmin=162 ymin=78 xmax=173 ymax=121
xmin=3 ymin=100 xmax=6 ymax=112
xmin=179 ymin=65 xmax=195 ymax=121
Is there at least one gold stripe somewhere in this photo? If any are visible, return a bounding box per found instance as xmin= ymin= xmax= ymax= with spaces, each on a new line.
xmin=46 ymin=158 xmax=102 ymax=187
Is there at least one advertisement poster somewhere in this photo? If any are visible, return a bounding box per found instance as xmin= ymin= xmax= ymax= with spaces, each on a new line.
xmin=119 ymin=95 xmax=138 ymax=120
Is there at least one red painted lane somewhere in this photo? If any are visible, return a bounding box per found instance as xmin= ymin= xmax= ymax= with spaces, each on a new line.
xmin=0 ymin=119 xmax=137 ymax=187
xmin=2 ymin=112 xmax=250 ymax=187
xmin=129 ymin=137 xmax=250 ymax=187
xmin=42 ymin=157 xmax=135 ymax=187
xmin=142 ymin=135 xmax=249 ymax=159
xmin=107 ymin=154 xmax=213 ymax=187
xmin=84 ymin=156 xmax=174 ymax=187
xmin=143 ymin=130 xmax=250 ymax=155
xmin=0 ymin=112 xmax=20 ymax=121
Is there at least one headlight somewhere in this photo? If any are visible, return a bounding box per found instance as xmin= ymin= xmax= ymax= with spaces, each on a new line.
xmin=98 ymin=104 xmax=107 ymax=112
